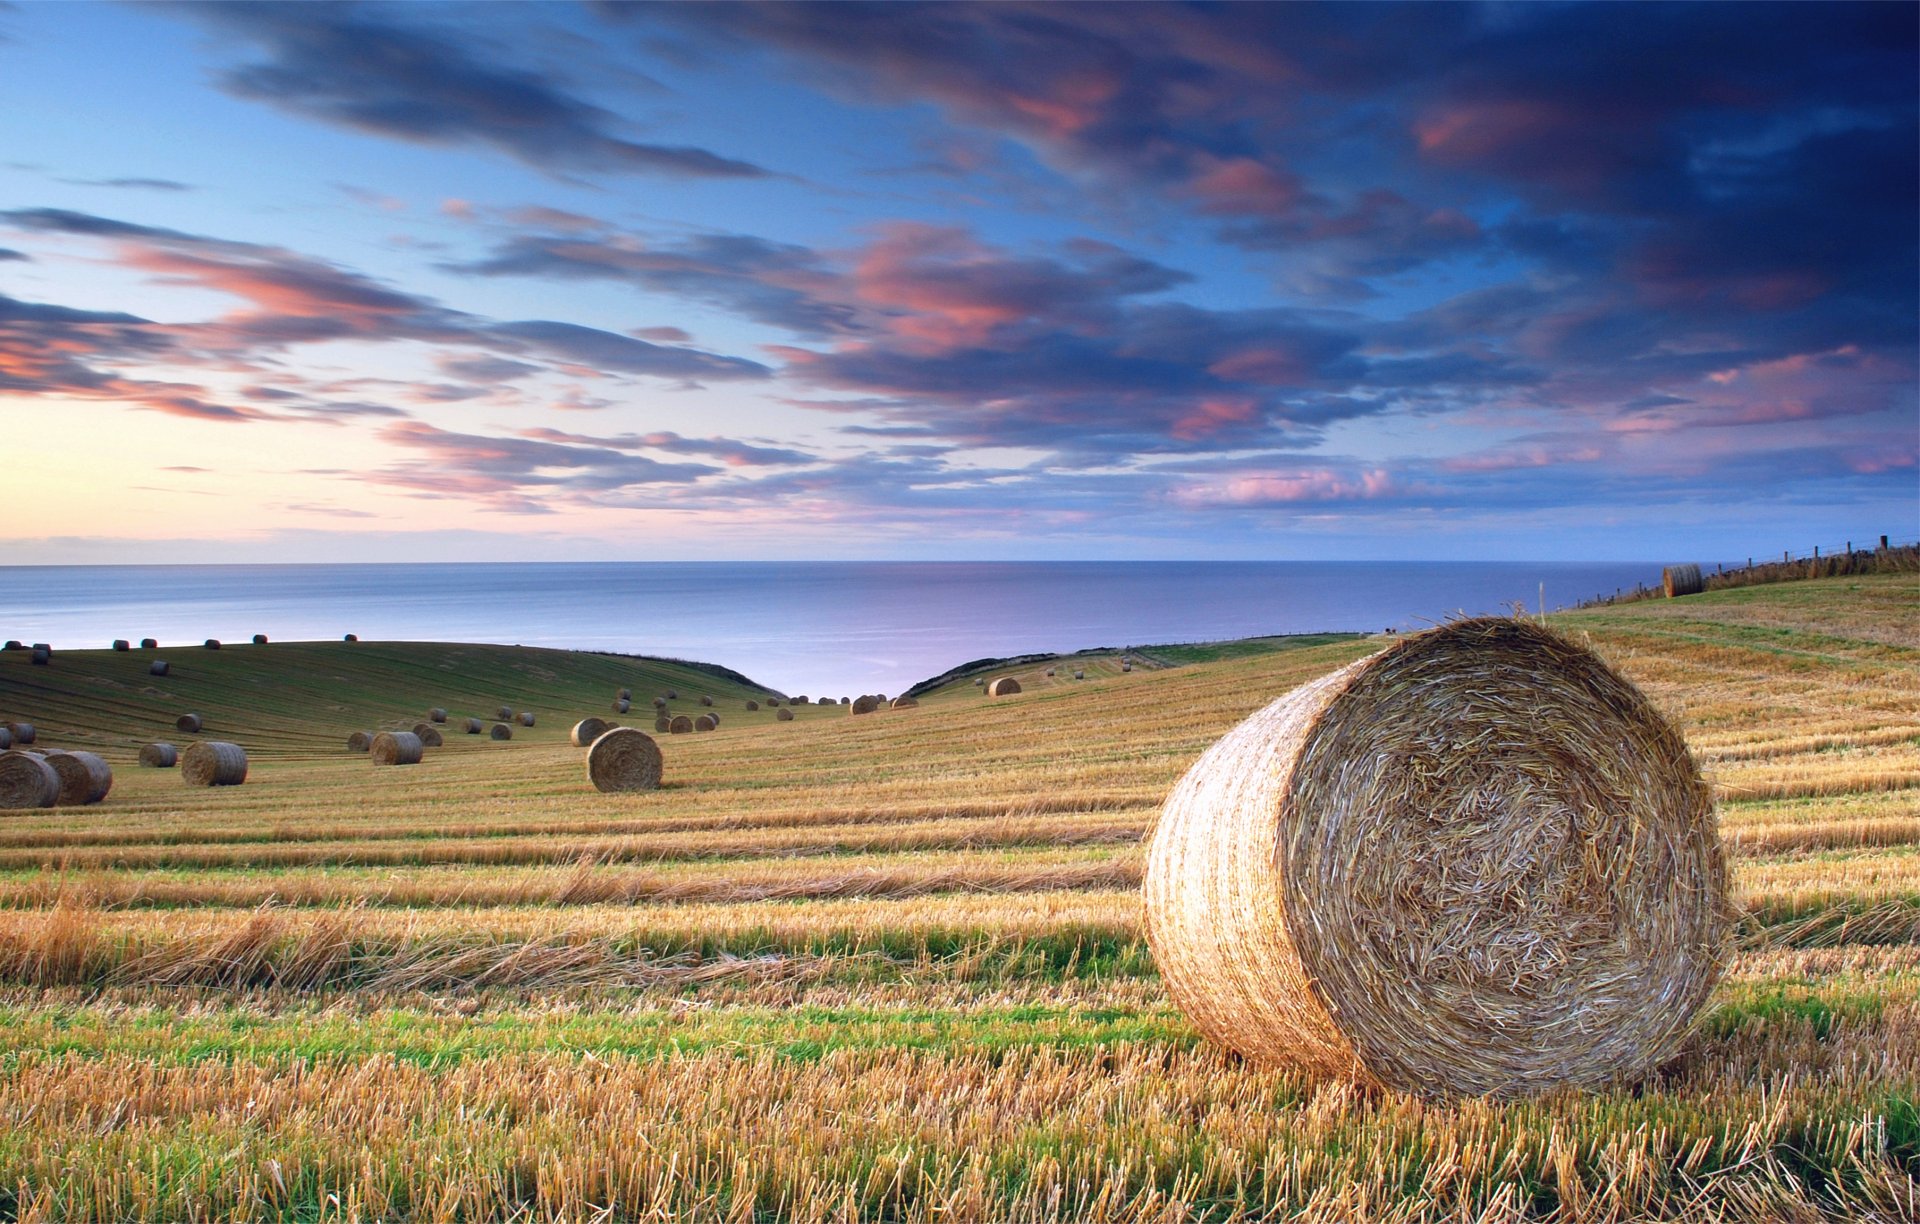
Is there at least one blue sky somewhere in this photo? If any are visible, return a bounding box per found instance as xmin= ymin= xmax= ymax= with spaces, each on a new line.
xmin=2 ymin=1 xmax=1914 ymax=562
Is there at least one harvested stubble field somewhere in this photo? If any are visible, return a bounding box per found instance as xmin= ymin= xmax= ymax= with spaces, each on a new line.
xmin=0 ymin=574 xmax=1914 ymax=1222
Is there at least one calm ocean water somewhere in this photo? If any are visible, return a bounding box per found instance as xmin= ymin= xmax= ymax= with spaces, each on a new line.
xmin=0 ymin=562 xmax=1662 ymax=697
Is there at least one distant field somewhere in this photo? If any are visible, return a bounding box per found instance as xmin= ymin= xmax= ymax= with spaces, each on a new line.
xmin=0 ymin=574 xmax=1914 ymax=1221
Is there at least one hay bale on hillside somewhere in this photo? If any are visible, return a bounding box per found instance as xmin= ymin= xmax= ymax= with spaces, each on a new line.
xmin=617 ymin=688 xmax=631 ymax=702
xmin=346 ymin=731 xmax=374 ymax=753
xmin=570 ymin=718 xmax=609 ymax=747
xmin=141 ymin=638 xmax=157 ymax=649
xmin=149 ymin=661 xmax=170 ymax=677
xmin=693 ymin=714 xmax=717 ymax=732
xmin=175 ymin=713 xmax=203 ymax=734
xmin=1122 ymin=662 xmax=1132 ymax=672
xmin=1143 ymin=617 xmax=1729 ymax=1099
xmin=112 ymin=639 xmax=130 ymax=652
xmin=698 ymin=695 xmax=713 ymax=707
xmin=766 ymin=698 xmax=781 ymax=708
xmin=652 ymin=697 xmax=666 ymax=709
xmin=0 ymin=728 xmax=10 ymax=750
xmin=613 ymin=699 xmax=630 ymax=714
xmin=139 ymin=742 xmax=177 ymax=768
xmin=1045 ymin=668 xmax=1056 ymax=677
xmin=0 ymin=641 xmax=18 ymax=651
xmin=792 ymin=696 xmax=807 ymax=706
xmin=745 ymin=700 xmax=759 ymax=711
xmin=252 ymin=634 xmax=268 ymax=645
xmin=43 ymin=750 xmax=112 ymax=805
xmin=987 ymin=678 xmax=1021 ymax=696
xmin=343 ymin=634 xmax=357 ymax=642
xmin=654 ymin=716 xmax=672 ymax=732
xmin=1663 ymin=563 xmax=1704 ymax=598
xmin=1073 ymin=670 xmax=1085 ymax=680
xmin=490 ymin=723 xmax=512 ymax=740
xmin=6 ymin=723 xmax=34 ymax=745
xmin=817 ymin=697 xmax=835 ymax=706
xmin=851 ymin=695 xmax=882 ymax=715
xmin=669 ymin=715 xmax=693 ymax=734
xmin=428 ymin=708 xmax=448 ymax=723
xmin=181 ymin=741 xmax=247 ymax=787
xmin=0 ymin=752 xmax=59 ymax=808
xmin=889 ymin=696 xmax=918 ymax=709
xmin=411 ymin=723 xmax=444 ymax=748
xmin=496 ymin=706 xmax=512 ymax=721
xmin=204 ymin=639 xmax=221 ymax=650
xmin=29 ymin=647 xmax=49 ymax=666
xmin=518 ymin=711 xmax=535 ymax=727
xmin=586 ymin=727 xmax=662 ymax=793
xmin=974 ymin=677 xmax=985 ymax=687
xmin=371 ymin=731 xmax=424 ymax=766
xmin=776 ymin=708 xmax=794 ymax=722
xmin=665 ymin=690 xmax=679 ymax=700
xmin=463 ymin=718 xmax=483 ymax=735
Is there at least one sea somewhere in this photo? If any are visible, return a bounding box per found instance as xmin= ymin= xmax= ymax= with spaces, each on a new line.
xmin=0 ymin=561 xmax=1665 ymax=698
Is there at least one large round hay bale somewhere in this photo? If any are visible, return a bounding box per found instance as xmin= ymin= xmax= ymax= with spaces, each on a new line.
xmin=654 ymin=716 xmax=672 ymax=732
xmin=1663 ymin=563 xmax=1704 ymax=598
xmin=698 ymin=695 xmax=713 ymax=707
xmin=370 ymin=731 xmax=424 ymax=766
xmin=203 ymin=639 xmax=221 ymax=650
xmin=44 ymin=750 xmax=112 ymax=805
xmin=181 ymin=741 xmax=247 ymax=787
xmin=1143 ymin=618 xmax=1728 ymax=1099
xmin=791 ymin=695 xmax=807 ymax=706
xmin=766 ymin=698 xmax=780 ymax=708
xmin=693 ymin=714 xmax=718 ymax=732
xmin=744 ymin=700 xmax=759 ymax=711
xmin=140 ymin=638 xmax=158 ymax=649
xmin=411 ymin=723 xmax=444 ymax=748
xmin=463 ymin=718 xmax=483 ymax=735
xmin=665 ymin=689 xmax=679 ymax=700
xmin=149 ymin=660 xmax=170 ymax=677
xmin=29 ymin=647 xmax=49 ymax=666
xmin=112 ymin=639 xmax=130 ymax=652
xmin=490 ymin=723 xmax=512 ymax=740
xmin=346 ymin=731 xmax=374 ymax=753
xmin=817 ymin=697 xmax=834 ymax=706
xmin=252 ymin=634 xmax=268 ymax=645
xmin=889 ymin=696 xmax=918 ymax=709
xmin=139 ymin=742 xmax=177 ymax=768
xmin=1045 ymin=668 xmax=1056 ymax=677
xmin=987 ymin=677 xmax=1021 ymax=696
xmin=652 ymin=697 xmax=666 ymax=709
xmin=669 ymin=715 xmax=693 ymax=734
xmin=586 ymin=727 xmax=663 ymax=793
xmin=0 ymin=641 xmax=18 ymax=651
xmin=175 ymin=713 xmax=203 ymax=734
xmin=1073 ymin=669 xmax=1085 ymax=680
xmin=496 ymin=706 xmax=513 ymax=721
xmin=6 ymin=722 xmax=34 ymax=745
xmin=0 ymin=751 xmax=59 ymax=808
xmin=850 ymin=695 xmax=881 ymax=715
xmin=617 ymin=688 xmax=632 ymax=702
xmin=613 ymin=699 xmax=630 ymax=714
xmin=775 ymin=707 xmax=794 ymax=722
xmin=343 ymin=634 xmax=357 ymax=642
xmin=518 ymin=711 xmax=535 ymax=727
xmin=428 ymin=708 xmax=448 ymax=723
xmin=570 ymin=717 xmax=609 ymax=747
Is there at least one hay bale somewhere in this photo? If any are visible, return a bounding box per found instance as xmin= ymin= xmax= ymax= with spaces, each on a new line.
xmin=851 ymin=695 xmax=882 ymax=715
xmin=652 ymin=697 xmax=667 ymax=709
xmin=1663 ymin=563 xmax=1704 ymax=598
xmin=586 ymin=727 xmax=663 ymax=793
xmin=112 ymin=639 xmax=130 ymax=652
xmin=346 ymin=731 xmax=374 ymax=753
xmin=817 ymin=697 xmax=834 ymax=706
xmin=29 ymin=647 xmax=49 ymax=666
xmin=203 ymin=639 xmax=220 ymax=650
xmin=745 ymin=700 xmax=759 ymax=711
xmin=570 ymin=717 xmax=610 ymax=747
xmin=141 ymin=638 xmax=157 ymax=649
xmin=614 ymin=699 xmax=630 ymax=714
xmin=766 ymin=698 xmax=780 ymax=708
xmin=371 ymin=731 xmax=424 ymax=766
xmin=654 ymin=716 xmax=672 ymax=732
xmin=176 ymin=713 xmax=203 ymax=734
xmin=139 ymin=742 xmax=177 ymax=768
xmin=0 ymin=751 xmax=59 ymax=808
xmin=0 ymin=727 xmax=9 ymax=750
xmin=428 ymin=708 xmax=448 ymax=723
xmin=0 ymin=641 xmax=18 ymax=650
xmin=6 ymin=722 xmax=34 ymax=745
xmin=669 ymin=715 xmax=693 ymax=734
xmin=1045 ymin=668 xmax=1056 ymax=677
xmin=463 ymin=718 xmax=483 ymax=735
xmin=665 ymin=690 xmax=679 ymax=700
xmin=490 ymin=723 xmax=512 ymax=740
xmin=693 ymin=713 xmax=718 ymax=732
xmin=699 ymin=695 xmax=713 ymax=707
xmin=792 ymin=696 xmax=807 ymax=706
xmin=181 ymin=741 xmax=247 ymax=787
xmin=776 ymin=707 xmax=794 ymax=722
xmin=518 ymin=711 xmax=535 ymax=727
xmin=343 ymin=634 xmax=357 ymax=642
xmin=617 ymin=688 xmax=632 ymax=702
xmin=987 ymin=678 xmax=1021 ymax=696
xmin=43 ymin=750 xmax=112 ymax=805
xmin=496 ymin=706 xmax=513 ymax=721
xmin=411 ymin=723 xmax=444 ymax=748
xmin=252 ymin=634 xmax=268 ymax=645
xmin=149 ymin=661 xmax=170 ymax=677
xmin=1073 ymin=670 xmax=1085 ymax=680
xmin=973 ymin=677 xmax=985 ymax=687
xmin=1143 ymin=618 xmax=1728 ymax=1099
xmin=889 ymin=696 xmax=919 ymax=709
xmin=1122 ymin=662 xmax=1132 ymax=672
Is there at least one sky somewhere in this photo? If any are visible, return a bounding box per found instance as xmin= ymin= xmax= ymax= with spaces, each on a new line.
xmin=1 ymin=0 xmax=1914 ymax=564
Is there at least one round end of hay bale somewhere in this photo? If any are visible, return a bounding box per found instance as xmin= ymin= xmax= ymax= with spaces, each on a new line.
xmin=463 ymin=718 xmax=483 ymax=735
xmin=518 ymin=711 xmax=535 ymax=727
xmin=495 ymin=706 xmax=513 ymax=722
xmin=489 ymin=723 xmax=512 ymax=740
xmin=692 ymin=714 xmax=716 ymax=732
xmin=889 ymin=696 xmax=918 ymax=709
xmin=44 ymin=750 xmax=112 ymax=805
xmin=775 ymin=707 xmax=794 ymax=721
xmin=181 ymin=741 xmax=247 ymax=787
xmin=668 ymin=715 xmax=693 ymax=734
xmin=654 ymin=716 xmax=672 ymax=732
xmin=614 ymin=699 xmax=630 ymax=714
xmin=0 ymin=751 xmax=59 ymax=808
xmin=986 ymin=677 xmax=1021 ymax=696
xmin=428 ymin=708 xmax=448 ymax=723
xmin=570 ymin=717 xmax=610 ymax=748
xmin=410 ymin=723 xmax=444 ymax=748
xmin=251 ymin=634 xmax=268 ymax=645
xmin=745 ymin=700 xmax=759 ymax=711
xmin=175 ymin=713 xmax=203 ymax=734
xmin=370 ymin=731 xmax=424 ymax=766
xmin=346 ymin=731 xmax=374 ymax=753
xmin=850 ymin=695 xmax=881 ymax=715
xmin=1143 ymin=618 xmax=1729 ymax=1099
xmin=586 ymin=727 xmax=663 ymax=793
xmin=6 ymin=723 xmax=35 ymax=746
xmin=139 ymin=742 xmax=177 ymax=768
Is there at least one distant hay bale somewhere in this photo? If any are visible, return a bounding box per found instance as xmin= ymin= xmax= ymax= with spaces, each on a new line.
xmin=6 ymin=723 xmax=34 ymax=745
xmin=973 ymin=677 xmax=985 ymax=686
xmin=652 ymin=697 xmax=666 ymax=709
xmin=775 ymin=708 xmax=794 ymax=722
xmin=839 ymin=697 xmax=850 ymax=705
xmin=149 ymin=661 xmax=170 ymax=677
xmin=851 ymin=695 xmax=882 ymax=715
xmin=1122 ymin=663 xmax=1132 ymax=672
xmin=745 ymin=700 xmax=759 ymax=711
xmin=518 ymin=711 xmax=535 ymax=727
xmin=1045 ymin=668 xmax=1056 ymax=677
xmin=618 ymin=688 xmax=632 ymax=702
xmin=112 ymin=639 xmax=130 ymax=652
xmin=792 ymin=696 xmax=807 ymax=706
xmin=141 ymin=638 xmax=157 ymax=649
xmin=347 ymin=731 xmax=374 ymax=753
xmin=669 ymin=715 xmax=693 ymax=734
xmin=204 ymin=639 xmax=221 ymax=650
xmin=343 ymin=634 xmax=357 ymax=642
xmin=1073 ymin=670 xmax=1085 ymax=680
xmin=889 ymin=696 xmax=918 ymax=709
xmin=586 ymin=727 xmax=663 ymax=793
xmin=428 ymin=708 xmax=448 ymax=723
xmin=490 ymin=723 xmax=512 ymax=740
xmin=1 ymin=641 xmax=19 ymax=651
xmin=699 ymin=695 xmax=713 ymax=707
xmin=570 ymin=717 xmax=609 ymax=747
xmin=766 ymin=698 xmax=780 ymax=708
xmin=817 ymin=697 xmax=835 ymax=706
xmin=1663 ymin=563 xmax=1704 ymax=598
xmin=1143 ymin=617 xmax=1729 ymax=1099
xmin=175 ymin=713 xmax=203 ymax=734
xmin=139 ymin=742 xmax=177 ymax=768
xmin=44 ymin=750 xmax=112 ymax=805
xmin=614 ymin=699 xmax=630 ymax=714
xmin=0 ymin=728 xmax=9 ymax=750
xmin=987 ymin=678 xmax=1021 ymax=696
xmin=252 ymin=634 xmax=268 ymax=645
xmin=654 ymin=716 xmax=672 ymax=732
xmin=665 ymin=690 xmax=679 ymax=700
xmin=463 ymin=718 xmax=483 ymax=735
xmin=496 ymin=706 xmax=512 ymax=721
xmin=0 ymin=751 xmax=59 ymax=808
xmin=693 ymin=714 xmax=717 ymax=732
xmin=370 ymin=731 xmax=424 ymax=766
xmin=29 ymin=647 xmax=49 ymax=666
xmin=411 ymin=723 xmax=444 ymax=748
xmin=181 ymin=741 xmax=248 ymax=787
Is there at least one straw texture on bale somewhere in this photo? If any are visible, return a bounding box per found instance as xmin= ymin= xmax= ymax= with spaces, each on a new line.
xmin=693 ymin=714 xmax=718 ymax=732
xmin=203 ymin=639 xmax=220 ymax=650
xmin=370 ymin=731 xmax=424 ymax=766
xmin=6 ymin=723 xmax=34 ymax=745
xmin=744 ymin=700 xmax=759 ymax=711
xmin=140 ymin=638 xmax=157 ymax=649
xmin=0 ymin=752 xmax=59 ymax=809
xmin=1143 ymin=617 xmax=1729 ymax=1100
xmin=181 ymin=741 xmax=247 ymax=787
xmin=463 ymin=718 xmax=483 ymax=735
xmin=585 ymin=727 xmax=663 ymax=793
xmin=149 ymin=661 xmax=170 ymax=677
xmin=613 ymin=699 xmax=630 ymax=714
xmin=889 ymin=696 xmax=918 ymax=709
xmin=346 ymin=731 xmax=374 ymax=753
xmin=44 ymin=750 xmax=112 ymax=805
xmin=410 ymin=723 xmax=444 ymax=748
xmin=570 ymin=718 xmax=609 ymax=747
xmin=112 ymin=639 xmax=130 ymax=652
xmin=654 ymin=716 xmax=672 ymax=732
xmin=987 ymin=677 xmax=1021 ymax=696
xmin=428 ymin=708 xmax=447 ymax=723
xmin=175 ymin=713 xmax=203 ymax=734
xmin=29 ymin=648 xmax=48 ymax=666
xmin=1663 ymin=563 xmax=1704 ymax=598
xmin=490 ymin=723 xmax=512 ymax=740
xmin=518 ymin=711 xmax=535 ymax=727
xmin=775 ymin=707 xmax=794 ymax=721
xmin=252 ymin=634 xmax=268 ymax=645
xmin=850 ymin=695 xmax=882 ymax=715
xmin=138 ymin=742 xmax=177 ymax=768
xmin=669 ymin=715 xmax=693 ymax=734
